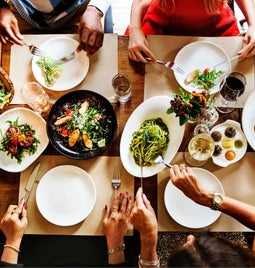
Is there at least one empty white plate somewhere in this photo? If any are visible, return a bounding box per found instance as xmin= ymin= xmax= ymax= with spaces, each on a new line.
xmin=36 ymin=165 xmax=96 ymax=226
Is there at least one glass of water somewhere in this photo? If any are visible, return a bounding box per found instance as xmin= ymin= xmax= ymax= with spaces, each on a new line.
xmin=112 ymin=73 xmax=132 ymax=103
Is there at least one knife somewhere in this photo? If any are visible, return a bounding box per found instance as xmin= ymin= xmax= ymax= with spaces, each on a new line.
xmin=53 ymin=51 xmax=76 ymax=65
xmin=23 ymin=162 xmax=41 ymax=203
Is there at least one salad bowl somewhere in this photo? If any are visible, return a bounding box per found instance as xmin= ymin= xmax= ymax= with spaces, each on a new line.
xmin=47 ymin=90 xmax=117 ymax=159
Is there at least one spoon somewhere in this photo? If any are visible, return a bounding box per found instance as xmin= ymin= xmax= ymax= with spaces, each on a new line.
xmin=154 ymin=155 xmax=173 ymax=168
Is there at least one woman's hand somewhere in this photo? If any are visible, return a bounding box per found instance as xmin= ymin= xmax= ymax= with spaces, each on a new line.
xmin=103 ymin=192 xmax=132 ymax=264
xmin=169 ymin=165 xmax=213 ymax=207
xmin=0 ymin=198 xmax=28 ymax=246
xmin=238 ymin=24 xmax=255 ymax=59
xmin=128 ymin=28 xmax=156 ymax=63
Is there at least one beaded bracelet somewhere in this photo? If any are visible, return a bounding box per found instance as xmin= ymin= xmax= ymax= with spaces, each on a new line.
xmin=108 ymin=244 xmax=125 ymax=254
xmin=3 ymin=244 xmax=20 ymax=253
xmin=138 ymin=255 xmax=160 ymax=267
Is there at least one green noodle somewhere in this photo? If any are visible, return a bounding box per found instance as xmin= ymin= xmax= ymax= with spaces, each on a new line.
xmin=130 ymin=118 xmax=169 ymax=166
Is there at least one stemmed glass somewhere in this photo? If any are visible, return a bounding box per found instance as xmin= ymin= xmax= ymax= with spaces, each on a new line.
xmin=214 ymin=72 xmax=246 ymax=114
xmin=184 ymin=124 xmax=215 ymax=167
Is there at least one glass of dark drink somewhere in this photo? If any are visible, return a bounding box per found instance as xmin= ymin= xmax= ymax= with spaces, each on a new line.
xmin=214 ymin=72 xmax=246 ymax=113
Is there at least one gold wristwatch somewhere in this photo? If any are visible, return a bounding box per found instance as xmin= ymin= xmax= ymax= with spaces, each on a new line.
xmin=211 ymin=192 xmax=223 ymax=211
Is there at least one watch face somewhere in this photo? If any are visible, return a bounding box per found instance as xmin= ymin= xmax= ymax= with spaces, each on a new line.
xmin=214 ymin=194 xmax=223 ymax=204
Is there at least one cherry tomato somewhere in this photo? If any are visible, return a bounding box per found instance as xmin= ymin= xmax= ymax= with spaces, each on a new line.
xmin=11 ymin=137 xmax=18 ymax=146
xmin=203 ymin=68 xmax=210 ymax=73
xmin=61 ymin=128 xmax=69 ymax=137
xmin=65 ymin=109 xmax=73 ymax=116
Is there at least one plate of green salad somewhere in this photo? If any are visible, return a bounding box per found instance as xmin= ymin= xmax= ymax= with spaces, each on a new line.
xmin=0 ymin=108 xmax=49 ymax=172
xmin=47 ymin=90 xmax=117 ymax=159
xmin=174 ymin=41 xmax=231 ymax=94
xmin=32 ymin=37 xmax=89 ymax=91
xmin=0 ymin=67 xmax=14 ymax=110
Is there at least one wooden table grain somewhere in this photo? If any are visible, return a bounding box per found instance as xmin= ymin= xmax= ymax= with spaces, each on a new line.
xmin=0 ymin=35 xmax=160 ymax=218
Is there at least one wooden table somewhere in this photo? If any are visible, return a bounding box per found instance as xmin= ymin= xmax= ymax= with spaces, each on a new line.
xmin=0 ymin=35 xmax=161 ymax=218
xmin=0 ymin=35 xmax=254 ymax=256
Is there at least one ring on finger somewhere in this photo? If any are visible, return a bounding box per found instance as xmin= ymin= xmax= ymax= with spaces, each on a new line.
xmin=180 ymin=164 xmax=186 ymax=169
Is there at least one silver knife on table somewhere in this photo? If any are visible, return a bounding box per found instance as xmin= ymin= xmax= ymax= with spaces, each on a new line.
xmin=23 ymin=162 xmax=41 ymax=203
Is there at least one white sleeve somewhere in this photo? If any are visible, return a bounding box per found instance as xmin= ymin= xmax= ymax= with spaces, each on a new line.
xmin=88 ymin=0 xmax=111 ymax=15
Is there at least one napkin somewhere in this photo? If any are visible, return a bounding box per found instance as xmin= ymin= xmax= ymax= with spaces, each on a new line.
xmin=10 ymin=33 xmax=118 ymax=104
xmin=144 ymin=35 xmax=254 ymax=108
xmin=19 ymin=155 xmax=134 ymax=236
xmin=158 ymin=152 xmax=255 ymax=232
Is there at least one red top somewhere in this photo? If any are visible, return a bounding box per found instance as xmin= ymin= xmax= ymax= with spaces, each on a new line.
xmin=125 ymin=0 xmax=239 ymax=36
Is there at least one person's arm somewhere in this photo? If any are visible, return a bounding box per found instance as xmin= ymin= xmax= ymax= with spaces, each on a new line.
xmin=170 ymin=165 xmax=255 ymax=230
xmin=0 ymin=1 xmax=23 ymax=45
xmin=103 ymin=192 xmax=132 ymax=265
xmin=129 ymin=188 xmax=159 ymax=267
xmin=235 ymin=0 xmax=255 ymax=59
xmin=0 ymin=199 xmax=27 ymax=265
xmin=128 ymin=0 xmax=156 ymax=63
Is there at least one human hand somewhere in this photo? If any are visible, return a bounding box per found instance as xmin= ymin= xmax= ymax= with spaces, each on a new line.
xmin=77 ymin=6 xmax=104 ymax=56
xmin=128 ymin=29 xmax=156 ymax=63
xmin=129 ymin=187 xmax=157 ymax=238
xmin=169 ymin=165 xmax=213 ymax=207
xmin=0 ymin=198 xmax=28 ymax=247
xmin=238 ymin=24 xmax=255 ymax=60
xmin=0 ymin=7 xmax=23 ymax=45
xmin=103 ymin=192 xmax=132 ymax=249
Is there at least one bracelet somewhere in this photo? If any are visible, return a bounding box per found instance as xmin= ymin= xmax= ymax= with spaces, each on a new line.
xmin=138 ymin=255 xmax=160 ymax=267
xmin=3 ymin=244 xmax=20 ymax=253
xmin=108 ymin=244 xmax=125 ymax=254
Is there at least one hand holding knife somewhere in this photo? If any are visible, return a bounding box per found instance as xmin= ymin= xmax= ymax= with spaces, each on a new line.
xmin=23 ymin=162 xmax=41 ymax=204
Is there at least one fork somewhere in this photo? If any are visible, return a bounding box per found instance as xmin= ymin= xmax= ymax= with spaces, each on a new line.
xmin=23 ymin=42 xmax=47 ymax=57
xmin=111 ymin=167 xmax=121 ymax=198
xmin=145 ymin=57 xmax=185 ymax=75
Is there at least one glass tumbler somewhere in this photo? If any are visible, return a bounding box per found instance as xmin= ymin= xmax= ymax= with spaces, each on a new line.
xmin=20 ymin=82 xmax=51 ymax=115
xmin=112 ymin=73 xmax=132 ymax=103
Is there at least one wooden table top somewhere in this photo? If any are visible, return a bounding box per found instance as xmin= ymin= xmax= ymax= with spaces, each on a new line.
xmin=0 ymin=35 xmax=250 ymax=229
xmin=0 ymin=35 xmax=161 ymax=218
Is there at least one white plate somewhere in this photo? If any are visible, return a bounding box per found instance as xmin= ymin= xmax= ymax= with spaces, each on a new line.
xmin=32 ymin=37 xmax=89 ymax=91
xmin=36 ymin=165 xmax=96 ymax=226
xmin=164 ymin=168 xmax=224 ymax=229
xmin=120 ymin=95 xmax=184 ymax=178
xmin=210 ymin=120 xmax=247 ymax=167
xmin=0 ymin=108 xmax=49 ymax=172
xmin=242 ymin=90 xmax=255 ymax=151
xmin=174 ymin=41 xmax=231 ymax=94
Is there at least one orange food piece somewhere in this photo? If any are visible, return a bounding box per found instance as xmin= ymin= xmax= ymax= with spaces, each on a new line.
xmin=225 ymin=150 xmax=235 ymax=161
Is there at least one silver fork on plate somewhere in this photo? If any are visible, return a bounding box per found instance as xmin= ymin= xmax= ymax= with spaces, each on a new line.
xmin=111 ymin=167 xmax=121 ymax=198
xmin=23 ymin=42 xmax=47 ymax=57
xmin=145 ymin=57 xmax=185 ymax=75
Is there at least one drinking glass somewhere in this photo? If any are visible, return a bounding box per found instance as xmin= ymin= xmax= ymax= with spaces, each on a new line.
xmin=214 ymin=72 xmax=246 ymax=114
xmin=184 ymin=124 xmax=215 ymax=166
xmin=112 ymin=73 xmax=132 ymax=103
xmin=20 ymin=82 xmax=51 ymax=115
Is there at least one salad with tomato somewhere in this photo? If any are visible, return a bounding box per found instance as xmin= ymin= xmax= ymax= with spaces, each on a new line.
xmin=0 ymin=118 xmax=40 ymax=163
xmin=185 ymin=68 xmax=224 ymax=91
xmin=54 ymin=100 xmax=108 ymax=150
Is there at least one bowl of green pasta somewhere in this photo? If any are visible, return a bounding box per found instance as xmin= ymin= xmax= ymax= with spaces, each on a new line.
xmin=120 ymin=95 xmax=185 ymax=178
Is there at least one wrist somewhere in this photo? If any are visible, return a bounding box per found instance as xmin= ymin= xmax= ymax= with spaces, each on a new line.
xmin=86 ymin=5 xmax=103 ymax=17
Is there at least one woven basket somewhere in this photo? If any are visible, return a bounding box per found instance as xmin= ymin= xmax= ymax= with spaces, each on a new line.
xmin=0 ymin=66 xmax=14 ymax=111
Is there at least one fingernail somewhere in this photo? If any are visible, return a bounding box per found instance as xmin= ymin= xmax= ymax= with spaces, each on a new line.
xmin=118 ymin=192 xmax=122 ymax=197
xmin=23 ymin=204 xmax=28 ymax=210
